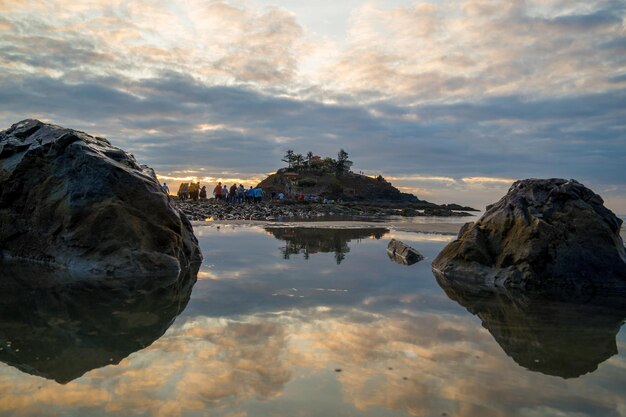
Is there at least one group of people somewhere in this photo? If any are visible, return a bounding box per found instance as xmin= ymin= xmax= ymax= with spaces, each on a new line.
xmin=172 ymin=182 xmax=206 ymax=201
xmin=165 ymin=181 xmax=264 ymax=203
xmin=163 ymin=180 xmax=336 ymax=204
xmin=213 ymin=182 xmax=263 ymax=203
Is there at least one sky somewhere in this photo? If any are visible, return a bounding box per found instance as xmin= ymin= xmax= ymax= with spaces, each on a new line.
xmin=0 ymin=0 xmax=625 ymax=211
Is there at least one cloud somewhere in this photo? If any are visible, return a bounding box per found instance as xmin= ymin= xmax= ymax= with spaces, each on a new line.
xmin=386 ymin=175 xmax=457 ymax=184
xmin=0 ymin=0 xmax=625 ymax=211
xmin=320 ymin=0 xmax=626 ymax=101
xmin=2 ymin=71 xmax=626 ymax=210
xmin=461 ymin=177 xmax=515 ymax=184
xmin=0 ymin=0 xmax=305 ymax=84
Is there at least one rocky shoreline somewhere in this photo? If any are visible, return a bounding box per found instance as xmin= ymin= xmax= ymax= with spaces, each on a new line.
xmin=176 ymin=199 xmax=474 ymax=221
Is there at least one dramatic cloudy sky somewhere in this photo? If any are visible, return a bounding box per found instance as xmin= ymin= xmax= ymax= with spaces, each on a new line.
xmin=1 ymin=0 xmax=625 ymax=211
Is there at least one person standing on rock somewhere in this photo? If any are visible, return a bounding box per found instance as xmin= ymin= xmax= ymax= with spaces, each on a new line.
xmin=213 ymin=182 xmax=222 ymax=201
xmin=230 ymin=183 xmax=237 ymax=204
xmin=200 ymin=186 xmax=207 ymax=200
xmin=285 ymin=181 xmax=292 ymax=197
xmin=189 ymin=182 xmax=199 ymax=201
xmin=222 ymin=184 xmax=229 ymax=203
xmin=238 ymin=184 xmax=245 ymax=204
xmin=161 ymin=182 xmax=169 ymax=194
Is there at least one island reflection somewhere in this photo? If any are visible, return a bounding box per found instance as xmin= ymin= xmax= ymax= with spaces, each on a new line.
xmin=264 ymin=227 xmax=389 ymax=263
xmin=434 ymin=270 xmax=626 ymax=378
xmin=0 ymin=263 xmax=197 ymax=384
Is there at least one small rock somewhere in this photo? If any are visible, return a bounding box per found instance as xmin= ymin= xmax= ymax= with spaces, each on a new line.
xmin=387 ymin=239 xmax=424 ymax=265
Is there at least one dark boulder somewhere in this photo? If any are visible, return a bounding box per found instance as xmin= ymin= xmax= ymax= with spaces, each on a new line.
xmin=0 ymin=119 xmax=201 ymax=276
xmin=432 ymin=179 xmax=626 ymax=290
xmin=387 ymin=239 xmax=424 ymax=265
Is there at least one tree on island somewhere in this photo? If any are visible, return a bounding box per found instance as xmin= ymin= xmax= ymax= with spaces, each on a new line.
xmin=281 ymin=149 xmax=352 ymax=175
xmin=335 ymin=149 xmax=353 ymax=176
xmin=282 ymin=149 xmax=295 ymax=168
xmin=322 ymin=157 xmax=336 ymax=173
xmin=294 ymin=153 xmax=305 ymax=169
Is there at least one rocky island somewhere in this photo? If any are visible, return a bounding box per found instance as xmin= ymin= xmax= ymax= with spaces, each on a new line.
xmin=175 ymin=149 xmax=477 ymax=221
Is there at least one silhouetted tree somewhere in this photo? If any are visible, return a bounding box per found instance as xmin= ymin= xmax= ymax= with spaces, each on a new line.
xmin=293 ymin=153 xmax=304 ymax=170
xmin=322 ymin=157 xmax=337 ymax=173
xmin=306 ymin=151 xmax=314 ymax=168
xmin=335 ymin=149 xmax=353 ymax=176
xmin=282 ymin=150 xmax=295 ymax=168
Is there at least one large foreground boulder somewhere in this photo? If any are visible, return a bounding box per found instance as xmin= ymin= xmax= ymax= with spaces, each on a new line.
xmin=0 ymin=119 xmax=201 ymax=275
xmin=433 ymin=179 xmax=626 ymax=290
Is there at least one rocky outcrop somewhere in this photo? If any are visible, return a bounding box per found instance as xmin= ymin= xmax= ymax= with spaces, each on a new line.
xmin=387 ymin=239 xmax=424 ymax=265
xmin=432 ymin=179 xmax=626 ymax=290
xmin=257 ymin=169 xmax=416 ymax=201
xmin=0 ymin=119 xmax=201 ymax=276
xmin=257 ymin=169 xmax=477 ymax=209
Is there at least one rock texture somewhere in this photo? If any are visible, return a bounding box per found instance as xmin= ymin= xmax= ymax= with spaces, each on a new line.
xmin=387 ymin=239 xmax=424 ymax=265
xmin=0 ymin=119 xmax=201 ymax=275
xmin=433 ymin=178 xmax=626 ymax=290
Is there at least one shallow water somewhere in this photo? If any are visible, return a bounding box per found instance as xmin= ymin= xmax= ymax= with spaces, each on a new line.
xmin=272 ymin=212 xmax=480 ymax=224
xmin=0 ymin=225 xmax=625 ymax=417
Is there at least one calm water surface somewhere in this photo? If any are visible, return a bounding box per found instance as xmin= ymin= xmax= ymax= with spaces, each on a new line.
xmin=0 ymin=224 xmax=625 ymax=417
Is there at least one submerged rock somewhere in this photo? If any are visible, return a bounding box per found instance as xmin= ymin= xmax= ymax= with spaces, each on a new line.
xmin=432 ymin=179 xmax=626 ymax=290
xmin=0 ymin=119 xmax=201 ymax=276
xmin=386 ymin=239 xmax=424 ymax=265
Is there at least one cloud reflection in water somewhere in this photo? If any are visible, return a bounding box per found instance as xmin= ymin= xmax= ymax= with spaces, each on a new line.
xmin=0 ymin=226 xmax=625 ymax=417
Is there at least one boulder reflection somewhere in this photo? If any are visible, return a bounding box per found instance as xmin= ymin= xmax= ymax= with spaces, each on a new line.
xmin=265 ymin=227 xmax=389 ymax=264
xmin=0 ymin=263 xmax=198 ymax=384
xmin=434 ymin=270 xmax=626 ymax=378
